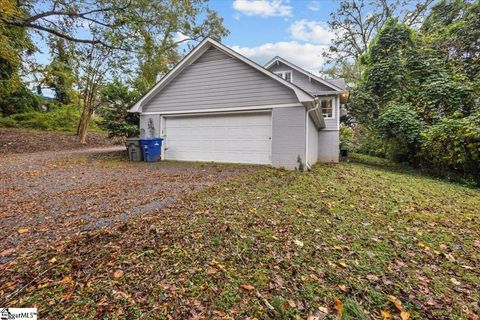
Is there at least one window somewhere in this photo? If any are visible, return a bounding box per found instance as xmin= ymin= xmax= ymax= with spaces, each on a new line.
xmin=274 ymin=71 xmax=293 ymax=82
xmin=321 ymin=99 xmax=334 ymax=118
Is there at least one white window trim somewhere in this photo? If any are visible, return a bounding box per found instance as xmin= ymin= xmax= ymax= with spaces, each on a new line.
xmin=274 ymin=70 xmax=293 ymax=83
xmin=321 ymin=99 xmax=335 ymax=119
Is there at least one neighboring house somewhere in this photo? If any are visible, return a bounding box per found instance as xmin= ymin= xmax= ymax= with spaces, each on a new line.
xmin=129 ymin=37 xmax=347 ymax=169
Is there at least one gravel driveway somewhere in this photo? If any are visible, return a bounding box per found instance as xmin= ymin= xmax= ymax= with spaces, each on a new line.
xmin=0 ymin=148 xmax=257 ymax=264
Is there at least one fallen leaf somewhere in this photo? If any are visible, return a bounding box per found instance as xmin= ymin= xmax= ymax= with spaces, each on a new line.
xmin=318 ymin=306 xmax=329 ymax=314
xmin=338 ymin=284 xmax=348 ymax=292
xmin=366 ymin=274 xmax=379 ymax=281
xmin=61 ymin=288 xmax=74 ymax=301
xmin=48 ymin=257 xmax=57 ymax=264
xmin=307 ymin=308 xmax=328 ymax=320
xmin=18 ymin=228 xmax=29 ymax=234
xmin=59 ymin=276 xmax=73 ymax=284
xmin=387 ymin=295 xmax=403 ymax=311
xmin=206 ymin=268 xmax=218 ymax=275
xmin=450 ymin=278 xmax=460 ymax=285
xmin=380 ymin=310 xmax=392 ymax=319
xmin=241 ymin=284 xmax=255 ymax=292
xmin=113 ymin=270 xmax=124 ymax=278
xmin=444 ymin=253 xmax=456 ymax=262
xmin=473 ymin=240 xmax=480 ymax=248
xmin=400 ymin=310 xmax=410 ymax=320
xmin=334 ymin=298 xmax=343 ymax=315
xmin=287 ymin=299 xmax=296 ymax=308
xmin=338 ymin=261 xmax=347 ymax=268
xmin=272 ymin=275 xmax=284 ymax=288
xmin=294 ymin=240 xmax=304 ymax=247
xmin=0 ymin=248 xmax=16 ymax=256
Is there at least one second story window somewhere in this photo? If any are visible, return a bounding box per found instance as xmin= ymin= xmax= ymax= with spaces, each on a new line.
xmin=321 ymin=99 xmax=334 ymax=118
xmin=275 ymin=71 xmax=292 ymax=82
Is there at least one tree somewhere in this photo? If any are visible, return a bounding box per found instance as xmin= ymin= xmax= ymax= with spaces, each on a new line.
xmin=0 ymin=0 xmax=35 ymax=115
xmin=129 ymin=1 xmax=229 ymax=87
xmin=99 ymin=79 xmax=139 ymax=139
xmin=44 ymin=38 xmax=75 ymax=104
xmin=321 ymin=59 xmax=363 ymax=84
xmin=324 ymin=0 xmax=434 ymax=79
xmin=0 ymin=0 xmax=132 ymax=48
xmin=74 ymin=41 xmax=117 ymax=144
xmin=1 ymin=0 xmax=228 ymax=143
xmin=348 ymin=17 xmax=475 ymax=127
xmin=422 ymin=0 xmax=480 ymax=82
xmin=376 ymin=102 xmax=425 ymax=162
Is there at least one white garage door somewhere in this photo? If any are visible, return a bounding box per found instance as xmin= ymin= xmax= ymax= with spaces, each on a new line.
xmin=164 ymin=112 xmax=272 ymax=164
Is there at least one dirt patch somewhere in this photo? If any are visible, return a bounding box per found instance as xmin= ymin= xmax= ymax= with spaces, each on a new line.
xmin=0 ymin=149 xmax=257 ymax=264
xmin=0 ymin=128 xmax=119 ymax=155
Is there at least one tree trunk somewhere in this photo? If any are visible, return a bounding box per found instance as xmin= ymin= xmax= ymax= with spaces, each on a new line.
xmin=78 ymin=106 xmax=93 ymax=144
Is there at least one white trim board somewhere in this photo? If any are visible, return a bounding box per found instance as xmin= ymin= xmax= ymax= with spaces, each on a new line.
xmin=140 ymin=103 xmax=303 ymax=115
xmin=129 ymin=38 xmax=314 ymax=113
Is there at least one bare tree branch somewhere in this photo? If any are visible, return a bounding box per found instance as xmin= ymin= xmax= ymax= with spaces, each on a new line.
xmin=1 ymin=18 xmax=118 ymax=48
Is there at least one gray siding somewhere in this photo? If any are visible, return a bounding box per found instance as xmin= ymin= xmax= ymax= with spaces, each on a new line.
xmin=268 ymin=62 xmax=334 ymax=94
xmin=141 ymin=47 xmax=299 ymax=113
xmin=267 ymin=62 xmax=340 ymax=130
xmin=139 ymin=114 xmax=160 ymax=138
xmin=271 ymin=107 xmax=306 ymax=169
xmin=318 ymin=130 xmax=339 ymax=163
xmin=194 ymin=46 xmax=232 ymax=63
xmin=307 ymin=115 xmax=318 ymax=165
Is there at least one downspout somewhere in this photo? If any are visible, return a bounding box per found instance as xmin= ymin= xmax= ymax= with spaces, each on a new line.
xmin=305 ymin=98 xmax=320 ymax=171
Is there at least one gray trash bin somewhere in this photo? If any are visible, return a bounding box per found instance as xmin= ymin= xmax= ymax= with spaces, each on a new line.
xmin=126 ymin=138 xmax=143 ymax=161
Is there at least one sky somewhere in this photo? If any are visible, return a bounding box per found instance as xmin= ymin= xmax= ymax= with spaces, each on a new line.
xmin=205 ymin=0 xmax=338 ymax=73
xmin=32 ymin=0 xmax=339 ymax=91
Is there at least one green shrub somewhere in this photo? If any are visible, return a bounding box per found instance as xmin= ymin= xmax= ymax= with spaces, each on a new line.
xmin=420 ymin=112 xmax=480 ymax=184
xmin=339 ymin=123 xmax=354 ymax=150
xmin=376 ymin=102 xmax=424 ymax=162
xmin=355 ymin=131 xmax=386 ymax=158
xmin=0 ymin=116 xmax=18 ymax=128
xmin=98 ymin=80 xmax=139 ymax=139
xmin=3 ymin=105 xmax=102 ymax=132
xmin=0 ymin=86 xmax=42 ymax=116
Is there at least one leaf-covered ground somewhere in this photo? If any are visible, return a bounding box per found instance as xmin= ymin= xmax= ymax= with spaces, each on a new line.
xmin=0 ymin=128 xmax=118 ymax=154
xmin=1 ymin=153 xmax=479 ymax=319
xmin=0 ymin=150 xmax=257 ymax=264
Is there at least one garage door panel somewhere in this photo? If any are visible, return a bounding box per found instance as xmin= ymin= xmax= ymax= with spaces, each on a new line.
xmin=164 ymin=112 xmax=272 ymax=164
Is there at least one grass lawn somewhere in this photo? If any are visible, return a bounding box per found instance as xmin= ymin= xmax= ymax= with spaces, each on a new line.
xmin=1 ymin=154 xmax=479 ymax=319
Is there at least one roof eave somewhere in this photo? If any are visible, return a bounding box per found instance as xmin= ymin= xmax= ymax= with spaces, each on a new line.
xmin=206 ymin=38 xmax=314 ymax=103
xmin=264 ymin=56 xmax=344 ymax=92
xmin=129 ymin=38 xmax=315 ymax=113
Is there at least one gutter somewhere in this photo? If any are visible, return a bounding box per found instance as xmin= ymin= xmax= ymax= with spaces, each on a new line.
xmin=304 ymin=98 xmax=320 ymax=171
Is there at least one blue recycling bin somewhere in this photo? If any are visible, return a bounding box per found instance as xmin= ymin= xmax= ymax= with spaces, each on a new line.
xmin=139 ymin=138 xmax=163 ymax=162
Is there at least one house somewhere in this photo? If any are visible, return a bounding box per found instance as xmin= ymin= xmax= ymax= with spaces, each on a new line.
xmin=129 ymin=37 xmax=347 ymax=169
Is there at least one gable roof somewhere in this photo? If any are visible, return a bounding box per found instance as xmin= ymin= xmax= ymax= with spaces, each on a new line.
xmin=264 ymin=56 xmax=345 ymax=92
xmin=129 ymin=38 xmax=314 ymax=113
xmin=326 ymin=78 xmax=347 ymax=90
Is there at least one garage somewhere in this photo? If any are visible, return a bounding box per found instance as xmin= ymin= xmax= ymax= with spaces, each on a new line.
xmin=163 ymin=111 xmax=272 ymax=164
